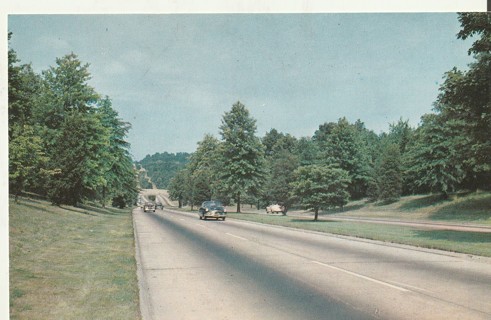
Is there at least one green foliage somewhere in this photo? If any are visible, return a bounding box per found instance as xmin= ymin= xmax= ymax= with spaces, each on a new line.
xmin=404 ymin=114 xmax=465 ymax=196
xmin=219 ymin=101 xmax=266 ymax=212
xmin=313 ymin=118 xmax=373 ymax=199
xmin=96 ymin=97 xmax=138 ymax=207
xmin=35 ymin=53 xmax=99 ymax=129
xmin=8 ymin=37 xmax=137 ymax=207
xmin=46 ymin=111 xmax=110 ymax=205
xmin=168 ymin=169 xmax=189 ymax=208
xmin=261 ymin=131 xmax=300 ymax=210
xmin=375 ymin=143 xmax=403 ymax=202
xmin=9 ymin=125 xmax=50 ymax=199
xmin=457 ymin=13 xmax=491 ymax=55
xmin=290 ymin=165 xmax=350 ymax=220
xmin=186 ymin=134 xmax=222 ymax=206
xmin=430 ymin=13 xmax=491 ymax=190
xmin=136 ymin=152 xmax=190 ymax=188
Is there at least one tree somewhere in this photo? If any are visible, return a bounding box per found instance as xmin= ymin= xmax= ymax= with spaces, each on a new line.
xmin=35 ymin=53 xmax=99 ymax=130
xmin=219 ymin=101 xmax=266 ymax=213
xmin=262 ymin=149 xmax=300 ymax=212
xmin=9 ymin=125 xmax=51 ymax=201
xmin=187 ymin=134 xmax=222 ymax=207
xmin=404 ymin=114 xmax=465 ymax=197
xmin=294 ymin=136 xmax=319 ymax=166
xmin=375 ymin=143 xmax=403 ymax=202
xmin=47 ymin=111 xmax=110 ymax=205
xmin=314 ymin=118 xmax=372 ymax=199
xmin=290 ymin=165 xmax=350 ymax=221
xmin=168 ymin=169 xmax=189 ymax=208
xmin=457 ymin=13 xmax=491 ymax=55
xmin=96 ymin=97 xmax=138 ymax=207
xmin=8 ymin=34 xmax=42 ymax=139
xmin=431 ymin=13 xmax=491 ymax=190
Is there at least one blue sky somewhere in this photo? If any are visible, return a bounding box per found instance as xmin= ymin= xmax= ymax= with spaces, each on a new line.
xmin=8 ymin=13 xmax=474 ymax=161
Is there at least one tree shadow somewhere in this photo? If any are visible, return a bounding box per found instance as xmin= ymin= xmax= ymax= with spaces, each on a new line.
xmin=399 ymin=194 xmax=449 ymax=211
xmin=414 ymin=229 xmax=491 ymax=244
xmin=290 ymin=219 xmax=339 ymax=223
xmin=322 ymin=204 xmax=365 ymax=215
xmin=59 ymin=205 xmax=98 ymax=216
xmin=429 ymin=197 xmax=491 ymax=221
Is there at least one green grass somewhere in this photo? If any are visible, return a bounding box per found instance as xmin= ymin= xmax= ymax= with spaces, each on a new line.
xmin=323 ymin=191 xmax=491 ymax=225
xmin=220 ymin=192 xmax=491 ymax=257
xmin=9 ymin=197 xmax=141 ymax=320
xmin=227 ymin=213 xmax=491 ymax=257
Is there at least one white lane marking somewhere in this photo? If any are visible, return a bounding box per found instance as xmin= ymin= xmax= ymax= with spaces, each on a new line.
xmin=388 ymin=280 xmax=434 ymax=294
xmin=311 ymin=261 xmax=410 ymax=292
xmin=226 ymin=233 xmax=248 ymax=241
xmin=180 ymin=218 xmax=185 ymax=221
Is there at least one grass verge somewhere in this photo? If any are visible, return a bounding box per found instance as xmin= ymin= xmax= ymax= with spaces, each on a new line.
xmin=9 ymin=197 xmax=140 ymax=320
xmin=227 ymin=213 xmax=491 ymax=257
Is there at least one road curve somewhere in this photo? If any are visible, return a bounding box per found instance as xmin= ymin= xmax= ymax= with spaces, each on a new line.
xmin=133 ymin=207 xmax=491 ymax=320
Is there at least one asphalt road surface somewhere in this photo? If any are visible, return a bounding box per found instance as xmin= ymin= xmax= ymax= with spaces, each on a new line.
xmin=133 ymin=207 xmax=491 ymax=320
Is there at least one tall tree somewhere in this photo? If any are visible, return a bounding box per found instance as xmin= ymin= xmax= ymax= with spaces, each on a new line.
xmin=8 ymin=41 xmax=41 ymax=138
xmin=34 ymin=52 xmax=99 ymax=130
xmin=404 ymin=114 xmax=465 ymax=197
xmin=9 ymin=125 xmax=50 ymax=201
xmin=187 ymin=134 xmax=222 ymax=206
xmin=263 ymin=149 xmax=299 ymax=212
xmin=314 ymin=118 xmax=372 ymax=199
xmin=96 ymin=97 xmax=137 ymax=207
xmin=168 ymin=169 xmax=189 ymax=208
xmin=290 ymin=165 xmax=350 ymax=221
xmin=47 ymin=111 xmax=110 ymax=205
xmin=219 ymin=101 xmax=266 ymax=212
xmin=375 ymin=143 xmax=403 ymax=202
xmin=432 ymin=13 xmax=491 ymax=190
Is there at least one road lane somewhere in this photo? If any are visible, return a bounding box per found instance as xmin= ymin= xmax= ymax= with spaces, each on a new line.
xmin=134 ymin=207 xmax=491 ymax=320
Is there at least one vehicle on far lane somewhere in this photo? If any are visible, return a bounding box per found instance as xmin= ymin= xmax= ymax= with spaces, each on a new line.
xmin=266 ymin=204 xmax=286 ymax=215
xmin=143 ymin=202 xmax=156 ymax=212
xmin=198 ymin=201 xmax=226 ymax=221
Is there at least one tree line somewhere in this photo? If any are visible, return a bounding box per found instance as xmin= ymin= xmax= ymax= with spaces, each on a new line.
xmin=168 ymin=13 xmax=490 ymax=219
xmin=8 ymin=33 xmax=138 ymax=207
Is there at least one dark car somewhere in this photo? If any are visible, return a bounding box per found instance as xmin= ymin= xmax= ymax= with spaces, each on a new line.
xmin=143 ymin=202 xmax=156 ymax=212
xmin=155 ymin=201 xmax=164 ymax=209
xmin=198 ymin=201 xmax=227 ymax=221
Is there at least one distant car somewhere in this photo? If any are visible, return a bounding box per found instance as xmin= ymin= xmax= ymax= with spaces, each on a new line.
xmin=143 ymin=202 xmax=156 ymax=212
xmin=155 ymin=201 xmax=164 ymax=209
xmin=266 ymin=204 xmax=285 ymax=215
xmin=199 ymin=201 xmax=227 ymax=221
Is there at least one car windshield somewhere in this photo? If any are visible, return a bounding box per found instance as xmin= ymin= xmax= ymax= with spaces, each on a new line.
xmin=204 ymin=201 xmax=223 ymax=208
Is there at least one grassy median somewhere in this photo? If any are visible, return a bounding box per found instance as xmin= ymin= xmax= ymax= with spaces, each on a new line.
xmin=225 ymin=192 xmax=491 ymax=257
xmin=9 ymin=197 xmax=140 ymax=320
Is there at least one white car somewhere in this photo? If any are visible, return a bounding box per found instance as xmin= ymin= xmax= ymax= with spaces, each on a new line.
xmin=266 ymin=204 xmax=285 ymax=214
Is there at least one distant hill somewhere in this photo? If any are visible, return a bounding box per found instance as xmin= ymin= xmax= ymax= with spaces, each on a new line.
xmin=135 ymin=152 xmax=190 ymax=189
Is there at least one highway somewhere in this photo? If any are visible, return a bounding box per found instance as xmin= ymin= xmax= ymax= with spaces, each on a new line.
xmin=133 ymin=206 xmax=491 ymax=320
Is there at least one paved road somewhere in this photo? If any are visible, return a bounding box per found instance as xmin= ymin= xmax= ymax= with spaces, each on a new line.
xmin=133 ymin=207 xmax=491 ymax=320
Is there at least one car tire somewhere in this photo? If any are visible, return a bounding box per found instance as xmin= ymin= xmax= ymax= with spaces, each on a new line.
xmin=222 ymin=217 xmax=226 ymax=221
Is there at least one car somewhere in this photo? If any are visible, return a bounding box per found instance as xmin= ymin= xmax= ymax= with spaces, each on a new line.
xmin=143 ymin=202 xmax=156 ymax=212
xmin=155 ymin=201 xmax=164 ymax=209
xmin=198 ymin=200 xmax=227 ymax=221
xmin=266 ymin=204 xmax=285 ymax=215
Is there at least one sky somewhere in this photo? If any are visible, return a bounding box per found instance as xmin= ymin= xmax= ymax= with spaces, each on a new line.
xmin=8 ymin=13 xmax=475 ymax=161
